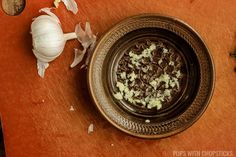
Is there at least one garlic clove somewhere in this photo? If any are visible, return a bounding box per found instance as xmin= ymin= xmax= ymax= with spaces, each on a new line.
xmin=37 ymin=60 xmax=49 ymax=78
xmin=70 ymin=48 xmax=86 ymax=68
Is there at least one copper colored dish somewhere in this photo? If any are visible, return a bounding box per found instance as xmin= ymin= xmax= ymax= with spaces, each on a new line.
xmin=88 ymin=14 xmax=215 ymax=138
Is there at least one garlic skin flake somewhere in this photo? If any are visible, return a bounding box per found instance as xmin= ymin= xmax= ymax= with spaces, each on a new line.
xmin=70 ymin=48 xmax=86 ymax=68
xmin=71 ymin=22 xmax=97 ymax=68
xmin=54 ymin=0 xmax=78 ymax=14
xmin=88 ymin=123 xmax=94 ymax=134
xmin=31 ymin=8 xmax=78 ymax=77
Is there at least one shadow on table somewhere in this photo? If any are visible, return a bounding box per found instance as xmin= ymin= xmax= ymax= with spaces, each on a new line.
xmin=0 ymin=121 xmax=5 ymax=157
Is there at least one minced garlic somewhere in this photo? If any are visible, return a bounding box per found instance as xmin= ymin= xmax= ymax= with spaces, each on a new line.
xmin=169 ymin=60 xmax=175 ymax=66
xmin=163 ymin=48 xmax=168 ymax=54
xmin=147 ymin=98 xmax=162 ymax=110
xmin=114 ymin=40 xmax=184 ymax=110
xmin=120 ymin=72 xmax=126 ymax=79
xmin=113 ymin=92 xmax=123 ymax=100
xmin=128 ymin=71 xmax=137 ymax=82
xmin=145 ymin=119 xmax=150 ymax=123
xmin=116 ymin=81 xmax=125 ymax=92
xmin=176 ymin=70 xmax=181 ymax=78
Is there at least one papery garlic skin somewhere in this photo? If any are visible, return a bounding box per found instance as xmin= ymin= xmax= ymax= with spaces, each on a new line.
xmin=54 ymin=0 xmax=78 ymax=14
xmin=71 ymin=22 xmax=97 ymax=68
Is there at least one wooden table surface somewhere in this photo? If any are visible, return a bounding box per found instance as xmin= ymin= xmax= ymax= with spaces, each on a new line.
xmin=0 ymin=0 xmax=235 ymax=157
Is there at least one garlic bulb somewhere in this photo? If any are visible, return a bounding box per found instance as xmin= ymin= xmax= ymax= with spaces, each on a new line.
xmin=31 ymin=8 xmax=96 ymax=78
xmin=31 ymin=8 xmax=77 ymax=77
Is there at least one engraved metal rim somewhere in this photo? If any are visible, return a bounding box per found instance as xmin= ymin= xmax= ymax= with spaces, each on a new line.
xmin=88 ymin=13 xmax=215 ymax=138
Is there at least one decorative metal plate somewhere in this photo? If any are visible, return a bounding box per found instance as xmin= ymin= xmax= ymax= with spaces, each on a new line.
xmin=88 ymin=14 xmax=215 ymax=138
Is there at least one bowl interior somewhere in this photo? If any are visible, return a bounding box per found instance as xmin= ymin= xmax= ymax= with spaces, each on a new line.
xmin=103 ymin=27 xmax=200 ymax=121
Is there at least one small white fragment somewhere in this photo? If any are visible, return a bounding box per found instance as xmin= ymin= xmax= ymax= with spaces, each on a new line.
xmin=169 ymin=80 xmax=176 ymax=88
xmin=134 ymin=91 xmax=140 ymax=97
xmin=116 ymin=82 xmax=125 ymax=92
xmin=169 ymin=60 xmax=175 ymax=66
xmin=111 ymin=143 xmax=114 ymax=147
xmin=124 ymin=89 xmax=134 ymax=101
xmin=120 ymin=72 xmax=126 ymax=79
xmin=54 ymin=0 xmax=61 ymax=8
xmin=141 ymin=100 xmax=146 ymax=106
xmin=163 ymin=48 xmax=168 ymax=53
xmin=69 ymin=105 xmax=75 ymax=111
xmin=164 ymin=89 xmax=171 ymax=97
xmin=150 ymin=80 xmax=158 ymax=90
xmin=134 ymin=99 xmax=141 ymax=103
xmin=88 ymin=123 xmax=94 ymax=134
xmin=176 ymin=70 xmax=181 ymax=78
xmin=128 ymin=64 xmax=134 ymax=68
xmin=145 ymin=119 xmax=150 ymax=123
xmin=158 ymin=73 xmax=171 ymax=88
xmin=173 ymin=77 xmax=180 ymax=89
xmin=141 ymin=67 xmax=148 ymax=73
xmin=113 ymin=92 xmax=123 ymax=100
xmin=128 ymin=71 xmax=137 ymax=82
xmin=149 ymin=43 xmax=156 ymax=51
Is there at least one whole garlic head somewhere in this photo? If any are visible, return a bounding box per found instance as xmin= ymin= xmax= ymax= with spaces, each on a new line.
xmin=32 ymin=15 xmax=65 ymax=63
xmin=31 ymin=8 xmax=77 ymax=78
xmin=31 ymin=8 xmax=97 ymax=78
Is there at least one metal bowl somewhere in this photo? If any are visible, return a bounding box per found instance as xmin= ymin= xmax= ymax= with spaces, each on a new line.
xmin=88 ymin=14 xmax=215 ymax=138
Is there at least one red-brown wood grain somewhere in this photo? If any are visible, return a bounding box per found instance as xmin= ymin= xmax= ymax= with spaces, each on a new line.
xmin=0 ymin=0 xmax=235 ymax=157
